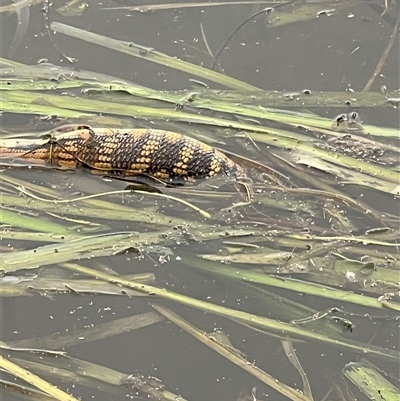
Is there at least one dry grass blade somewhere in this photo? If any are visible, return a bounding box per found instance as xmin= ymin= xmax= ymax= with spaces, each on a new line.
xmin=1 ymin=273 xmax=155 ymax=298
xmin=282 ymin=339 xmax=314 ymax=400
xmin=105 ymin=1 xmax=280 ymax=12
xmin=9 ymin=312 xmax=163 ymax=349
xmin=0 ymin=380 xmax=58 ymax=401
xmin=0 ymin=355 xmax=79 ymax=401
xmin=152 ymin=304 xmax=313 ymax=401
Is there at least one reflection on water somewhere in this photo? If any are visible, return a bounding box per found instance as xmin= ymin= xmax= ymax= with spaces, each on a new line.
xmin=1 ymin=1 xmax=399 ymax=400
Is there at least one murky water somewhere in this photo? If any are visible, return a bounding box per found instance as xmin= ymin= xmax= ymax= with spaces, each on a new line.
xmin=1 ymin=1 xmax=399 ymax=401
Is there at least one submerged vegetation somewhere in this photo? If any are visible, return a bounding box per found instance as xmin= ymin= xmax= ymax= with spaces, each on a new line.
xmin=0 ymin=0 xmax=399 ymax=400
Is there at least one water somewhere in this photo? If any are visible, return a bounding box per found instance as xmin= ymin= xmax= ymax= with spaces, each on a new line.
xmin=1 ymin=1 xmax=399 ymax=401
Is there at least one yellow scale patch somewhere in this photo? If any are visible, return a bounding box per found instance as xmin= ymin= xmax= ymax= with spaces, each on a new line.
xmin=130 ymin=163 xmax=148 ymax=172
xmin=209 ymin=157 xmax=222 ymax=176
xmin=63 ymin=141 xmax=80 ymax=153
xmin=57 ymin=151 xmax=75 ymax=160
xmin=100 ymin=143 xmax=117 ymax=155
xmin=163 ymin=131 xmax=183 ymax=142
xmin=153 ymin=169 xmax=169 ymax=179
xmin=140 ymin=139 xmax=159 ymax=154
xmin=93 ymin=162 xmax=114 ymax=170
xmin=173 ymin=144 xmax=195 ymax=176
xmin=59 ymin=160 xmax=80 ymax=168
xmin=103 ymin=141 xmax=119 ymax=150
xmin=128 ymin=135 xmax=160 ymax=172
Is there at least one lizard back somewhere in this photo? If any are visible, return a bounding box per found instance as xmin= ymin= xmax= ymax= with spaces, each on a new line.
xmin=0 ymin=127 xmax=243 ymax=183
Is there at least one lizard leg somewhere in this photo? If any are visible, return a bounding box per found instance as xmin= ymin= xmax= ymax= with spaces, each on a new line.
xmin=40 ymin=125 xmax=97 ymax=165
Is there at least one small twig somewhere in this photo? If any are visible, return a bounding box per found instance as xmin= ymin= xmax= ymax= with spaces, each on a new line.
xmin=211 ymin=0 xmax=299 ymax=70
xmin=363 ymin=11 xmax=399 ymax=91
xmin=200 ymin=23 xmax=214 ymax=60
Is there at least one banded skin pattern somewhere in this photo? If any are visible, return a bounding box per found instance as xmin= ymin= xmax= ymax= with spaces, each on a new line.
xmin=0 ymin=125 xmax=243 ymax=183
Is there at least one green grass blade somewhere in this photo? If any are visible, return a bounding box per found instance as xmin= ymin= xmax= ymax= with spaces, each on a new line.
xmin=0 ymin=208 xmax=83 ymax=236
xmin=342 ymin=360 xmax=400 ymax=401
xmin=183 ymin=257 xmax=400 ymax=311
xmin=49 ymin=22 xmax=259 ymax=91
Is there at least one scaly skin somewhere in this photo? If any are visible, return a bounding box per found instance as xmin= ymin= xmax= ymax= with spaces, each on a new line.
xmin=0 ymin=125 xmax=243 ymax=183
